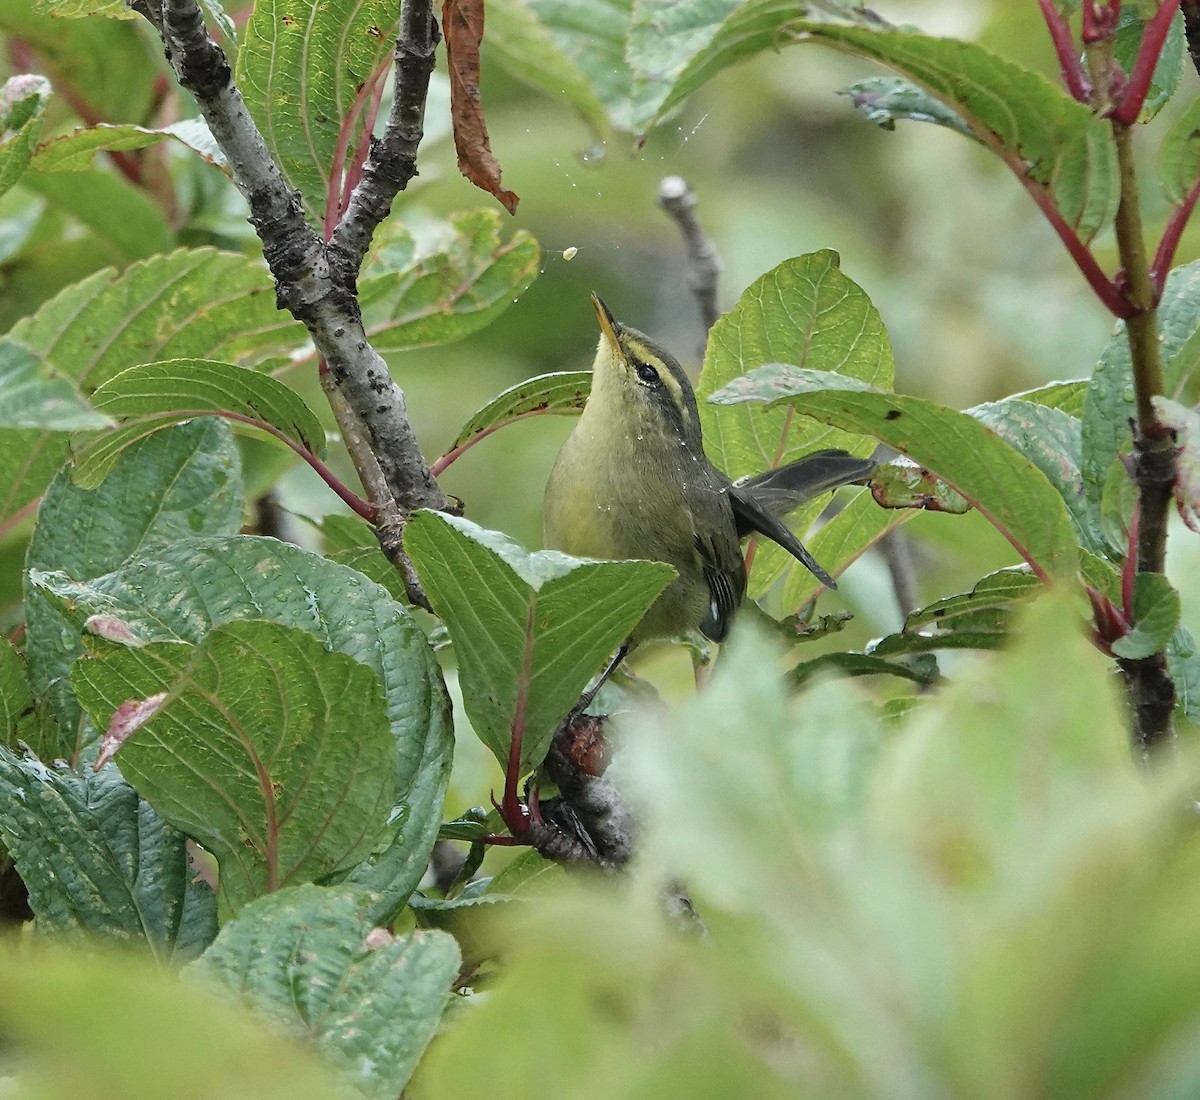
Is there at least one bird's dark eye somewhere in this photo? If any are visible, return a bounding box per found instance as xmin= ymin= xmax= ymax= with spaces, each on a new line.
xmin=633 ymin=360 xmax=660 ymax=386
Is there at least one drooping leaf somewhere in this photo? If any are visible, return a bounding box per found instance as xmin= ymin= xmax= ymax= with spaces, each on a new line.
xmin=404 ymin=511 xmax=673 ymax=771
xmin=711 ymin=373 xmax=1079 ymax=581
xmin=0 ymin=747 xmax=217 ymax=961
xmin=72 ymin=621 xmax=397 ymax=916
xmin=0 ymin=249 xmax=306 ymax=522
xmin=72 ymin=358 xmax=328 ymax=488
xmin=443 ymin=0 xmax=519 ymax=213
xmin=443 ymin=370 xmax=591 ymax=461
xmin=237 ymin=0 xmax=397 ymax=222
xmin=192 ymin=885 xmax=461 ymax=1099
xmin=0 ymin=338 xmax=112 ymax=431
xmin=0 ymin=74 xmax=51 ymax=197
xmin=360 ymin=210 xmax=539 ymax=352
xmin=24 ymin=420 xmax=243 ymax=761
xmin=30 ymin=535 xmax=453 ymax=924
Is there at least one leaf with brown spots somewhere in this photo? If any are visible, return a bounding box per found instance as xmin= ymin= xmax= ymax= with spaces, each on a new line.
xmin=442 ymin=0 xmax=519 ymax=214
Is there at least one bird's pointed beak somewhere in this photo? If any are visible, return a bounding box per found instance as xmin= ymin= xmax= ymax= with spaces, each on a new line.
xmin=591 ymin=293 xmax=620 ymax=352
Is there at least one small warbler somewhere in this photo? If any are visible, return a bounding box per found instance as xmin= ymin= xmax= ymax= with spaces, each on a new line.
xmin=545 ymin=294 xmax=875 ymax=649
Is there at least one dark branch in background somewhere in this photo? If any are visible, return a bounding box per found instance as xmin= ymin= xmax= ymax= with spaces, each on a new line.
xmin=658 ymin=176 xmax=723 ymax=344
xmin=136 ymin=0 xmax=446 ymax=497
xmin=1185 ymin=1 xmax=1200 ymax=77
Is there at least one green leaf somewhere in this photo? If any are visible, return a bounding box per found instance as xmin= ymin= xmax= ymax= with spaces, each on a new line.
xmin=71 ymin=358 xmax=328 ymax=488
xmin=713 ymin=376 xmax=1080 ymax=582
xmin=633 ymin=14 xmax=1119 ymax=241
xmin=360 ymin=211 xmax=540 ymax=352
xmin=0 ymin=337 xmax=112 ymax=430
xmin=1111 ymin=572 xmax=1181 ymax=659
xmin=0 ymin=747 xmax=217 ymax=961
xmin=319 ymin=514 xmax=410 ymax=604
xmin=404 ymin=511 xmax=673 ymax=771
xmin=191 ymin=885 xmax=461 ymax=1099
xmin=1159 ymin=94 xmax=1200 ymax=205
xmin=0 ymin=638 xmax=36 ymax=745
xmin=10 ymin=248 xmax=306 ymax=386
xmin=0 ymin=943 xmax=354 ymax=1100
xmin=30 ymin=534 xmax=453 ymax=924
xmin=839 ymin=74 xmax=972 ymax=136
xmin=30 ymin=120 xmax=226 ymax=172
xmin=524 ymin=0 xmax=635 ymax=131
xmin=24 ymin=420 xmax=243 ymax=760
xmin=971 ymin=398 xmax=1108 ymax=557
xmin=0 ymin=249 xmax=306 ymax=520
xmin=791 ymin=650 xmax=939 ymax=688
xmin=486 ymin=0 xmax=611 ymax=135
xmin=779 ymin=483 xmax=913 ymax=612
xmin=697 ymin=252 xmax=891 ymax=597
xmin=237 ymin=0 xmax=397 ymax=222
xmin=1082 ymin=261 xmax=1200 ymax=515
xmin=445 ymin=370 xmax=591 ymax=456
xmin=72 ymin=621 xmax=396 ymax=916
xmin=23 ymin=166 xmax=174 ymax=261
xmin=1113 ymin=6 xmax=1184 ymax=123
xmin=1011 ymin=378 xmax=1089 ymax=417
xmin=0 ymin=74 xmax=50 ymax=197
xmin=869 ymin=567 xmax=1041 ymax=658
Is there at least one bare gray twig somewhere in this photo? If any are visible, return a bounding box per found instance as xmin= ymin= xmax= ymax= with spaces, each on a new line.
xmin=658 ymin=176 xmax=722 ymax=344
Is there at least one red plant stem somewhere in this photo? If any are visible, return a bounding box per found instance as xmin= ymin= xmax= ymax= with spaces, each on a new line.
xmin=324 ymin=54 xmax=394 ymax=239
xmin=1038 ymin=0 xmax=1093 ymax=100
xmin=499 ymin=608 xmax=537 ymax=837
xmin=1112 ymin=0 xmax=1182 ymax=123
xmin=343 ymin=60 xmax=391 ymax=209
xmin=173 ymin=409 xmax=378 ymax=521
xmin=1150 ymin=175 xmax=1200 ymax=294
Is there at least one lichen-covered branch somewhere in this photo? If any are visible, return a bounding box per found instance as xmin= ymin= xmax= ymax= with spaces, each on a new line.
xmin=140 ymin=0 xmax=448 ymax=518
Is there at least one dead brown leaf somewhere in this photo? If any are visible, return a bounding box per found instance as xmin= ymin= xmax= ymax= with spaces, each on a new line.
xmin=442 ymin=0 xmax=519 ymax=214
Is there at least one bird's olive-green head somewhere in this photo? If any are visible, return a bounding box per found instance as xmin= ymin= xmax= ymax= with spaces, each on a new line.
xmin=587 ymin=293 xmax=704 ymax=454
